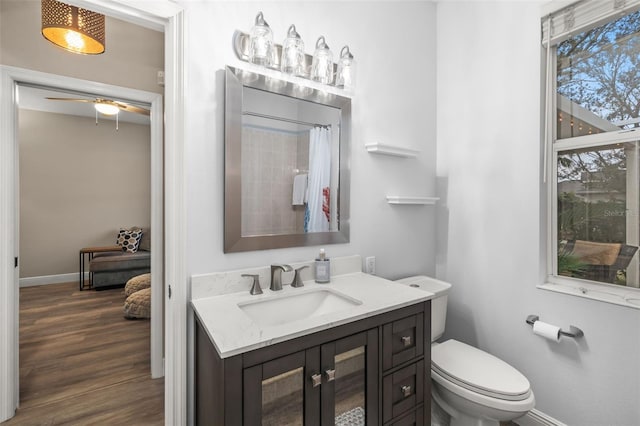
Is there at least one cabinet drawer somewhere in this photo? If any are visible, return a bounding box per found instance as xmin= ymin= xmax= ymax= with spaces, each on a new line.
xmin=385 ymin=406 xmax=425 ymax=426
xmin=382 ymin=360 xmax=424 ymax=423
xmin=383 ymin=313 xmax=424 ymax=370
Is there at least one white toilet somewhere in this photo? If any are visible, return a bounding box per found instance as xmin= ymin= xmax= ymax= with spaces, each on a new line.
xmin=396 ymin=276 xmax=535 ymax=426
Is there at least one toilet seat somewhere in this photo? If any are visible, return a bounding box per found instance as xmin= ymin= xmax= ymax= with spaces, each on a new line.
xmin=431 ymin=340 xmax=532 ymax=402
xmin=431 ymin=368 xmax=536 ymax=415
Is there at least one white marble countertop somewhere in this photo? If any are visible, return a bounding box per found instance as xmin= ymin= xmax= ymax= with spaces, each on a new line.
xmin=192 ymin=271 xmax=434 ymax=359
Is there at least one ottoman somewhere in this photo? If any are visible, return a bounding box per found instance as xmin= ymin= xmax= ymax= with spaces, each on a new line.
xmin=123 ymin=287 xmax=151 ymax=319
xmin=124 ymin=273 xmax=151 ymax=297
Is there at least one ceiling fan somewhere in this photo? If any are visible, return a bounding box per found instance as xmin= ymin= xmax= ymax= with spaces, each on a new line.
xmin=46 ymin=97 xmax=150 ymax=116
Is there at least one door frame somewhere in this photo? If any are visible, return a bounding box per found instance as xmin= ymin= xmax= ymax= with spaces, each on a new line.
xmin=10 ymin=66 xmax=165 ymax=366
xmin=0 ymin=1 xmax=186 ymax=424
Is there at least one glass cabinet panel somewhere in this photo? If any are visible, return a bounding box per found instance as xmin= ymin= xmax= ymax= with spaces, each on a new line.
xmin=333 ymin=346 xmax=365 ymax=425
xmin=261 ymin=366 xmax=304 ymax=426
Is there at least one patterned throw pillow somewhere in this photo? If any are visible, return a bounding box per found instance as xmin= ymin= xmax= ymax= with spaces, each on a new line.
xmin=116 ymin=227 xmax=143 ymax=253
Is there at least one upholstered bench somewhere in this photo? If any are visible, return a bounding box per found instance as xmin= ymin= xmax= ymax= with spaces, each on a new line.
xmin=90 ymin=251 xmax=150 ymax=289
xmin=89 ymin=227 xmax=150 ymax=289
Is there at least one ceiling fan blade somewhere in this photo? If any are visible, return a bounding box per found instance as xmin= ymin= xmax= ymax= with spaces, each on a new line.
xmin=46 ymin=97 xmax=94 ymax=103
xmin=115 ymin=103 xmax=151 ymax=116
xmin=47 ymin=97 xmax=150 ymax=117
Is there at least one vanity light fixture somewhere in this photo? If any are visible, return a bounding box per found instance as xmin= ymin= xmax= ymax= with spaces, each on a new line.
xmin=281 ymin=24 xmax=305 ymax=76
xmin=248 ymin=11 xmax=274 ymax=66
xmin=311 ymin=36 xmax=334 ymax=84
xmin=233 ymin=15 xmax=356 ymax=92
xmin=41 ymin=0 xmax=105 ymax=55
xmin=336 ymin=46 xmax=356 ymax=90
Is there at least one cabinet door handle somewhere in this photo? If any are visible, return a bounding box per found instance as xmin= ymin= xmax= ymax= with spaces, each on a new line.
xmin=401 ymin=385 xmax=412 ymax=398
xmin=324 ymin=369 xmax=336 ymax=382
xmin=401 ymin=335 xmax=412 ymax=347
xmin=311 ymin=373 xmax=322 ymax=387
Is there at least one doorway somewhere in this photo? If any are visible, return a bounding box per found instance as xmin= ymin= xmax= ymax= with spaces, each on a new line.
xmin=21 ymin=73 xmax=164 ymax=371
xmin=15 ymin=80 xmax=160 ymax=384
xmin=0 ymin=1 xmax=186 ymax=423
xmin=0 ymin=66 xmax=165 ymax=420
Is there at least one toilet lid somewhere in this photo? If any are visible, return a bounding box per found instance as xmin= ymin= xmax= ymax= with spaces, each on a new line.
xmin=431 ymin=340 xmax=531 ymax=401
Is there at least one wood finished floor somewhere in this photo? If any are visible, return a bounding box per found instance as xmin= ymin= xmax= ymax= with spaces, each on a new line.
xmin=4 ymin=282 xmax=163 ymax=425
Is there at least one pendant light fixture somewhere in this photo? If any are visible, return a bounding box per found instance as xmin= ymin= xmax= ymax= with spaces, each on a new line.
xmin=41 ymin=0 xmax=105 ymax=55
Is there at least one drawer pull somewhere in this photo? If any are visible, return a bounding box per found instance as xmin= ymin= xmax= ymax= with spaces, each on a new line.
xmin=401 ymin=385 xmax=412 ymax=397
xmin=401 ymin=335 xmax=412 ymax=347
xmin=325 ymin=369 xmax=336 ymax=382
xmin=311 ymin=373 xmax=322 ymax=387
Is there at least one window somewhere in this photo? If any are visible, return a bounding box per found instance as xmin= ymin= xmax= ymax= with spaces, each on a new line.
xmin=545 ymin=3 xmax=640 ymax=300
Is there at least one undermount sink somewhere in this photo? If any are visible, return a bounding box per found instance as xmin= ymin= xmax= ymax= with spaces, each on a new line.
xmin=238 ymin=287 xmax=363 ymax=327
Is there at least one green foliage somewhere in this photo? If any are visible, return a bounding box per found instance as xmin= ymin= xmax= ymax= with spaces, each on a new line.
xmin=557 ymin=146 xmax=626 ymax=192
xmin=557 ymin=193 xmax=626 ymax=243
xmin=557 ymin=250 xmax=588 ymax=277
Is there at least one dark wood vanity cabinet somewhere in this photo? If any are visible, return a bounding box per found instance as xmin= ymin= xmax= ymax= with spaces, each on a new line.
xmin=195 ymin=301 xmax=431 ymax=426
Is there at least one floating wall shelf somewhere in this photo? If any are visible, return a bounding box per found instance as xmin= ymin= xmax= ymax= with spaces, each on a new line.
xmin=365 ymin=143 xmax=419 ymax=158
xmin=386 ymin=196 xmax=439 ymax=205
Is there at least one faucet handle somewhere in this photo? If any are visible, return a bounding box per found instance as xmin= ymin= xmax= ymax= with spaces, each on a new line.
xmin=241 ymin=274 xmax=263 ymax=295
xmin=290 ymin=266 xmax=309 ymax=288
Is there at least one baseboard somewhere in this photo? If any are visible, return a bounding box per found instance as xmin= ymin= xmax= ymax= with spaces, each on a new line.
xmin=516 ymin=409 xmax=567 ymax=426
xmin=19 ymin=273 xmax=85 ymax=288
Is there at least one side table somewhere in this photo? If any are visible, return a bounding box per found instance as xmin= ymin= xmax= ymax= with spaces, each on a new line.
xmin=79 ymin=245 xmax=122 ymax=290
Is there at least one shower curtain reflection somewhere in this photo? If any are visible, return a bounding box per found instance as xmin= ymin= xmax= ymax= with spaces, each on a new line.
xmin=305 ymin=126 xmax=332 ymax=233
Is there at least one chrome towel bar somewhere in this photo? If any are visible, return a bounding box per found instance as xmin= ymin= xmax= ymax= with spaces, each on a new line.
xmin=526 ymin=315 xmax=584 ymax=339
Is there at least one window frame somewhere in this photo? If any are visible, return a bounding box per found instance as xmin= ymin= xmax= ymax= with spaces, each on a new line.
xmin=543 ymin=9 xmax=640 ymax=309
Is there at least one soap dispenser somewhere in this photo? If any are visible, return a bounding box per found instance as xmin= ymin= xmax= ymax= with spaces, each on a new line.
xmin=315 ymin=248 xmax=331 ymax=283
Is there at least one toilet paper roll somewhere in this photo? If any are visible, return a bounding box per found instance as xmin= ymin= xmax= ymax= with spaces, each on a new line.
xmin=533 ymin=320 xmax=561 ymax=342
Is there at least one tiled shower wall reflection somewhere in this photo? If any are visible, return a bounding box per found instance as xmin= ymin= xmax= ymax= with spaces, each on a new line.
xmin=241 ymin=127 xmax=309 ymax=236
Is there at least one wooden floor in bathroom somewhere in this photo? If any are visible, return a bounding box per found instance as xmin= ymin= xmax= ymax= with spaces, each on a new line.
xmin=3 ymin=282 xmax=164 ymax=425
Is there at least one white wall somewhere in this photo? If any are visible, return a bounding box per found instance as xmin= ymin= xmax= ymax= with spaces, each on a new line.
xmin=436 ymin=2 xmax=640 ymax=425
xmin=181 ymin=1 xmax=437 ymax=279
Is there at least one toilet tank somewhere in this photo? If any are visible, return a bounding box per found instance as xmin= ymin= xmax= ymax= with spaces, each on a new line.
xmin=395 ymin=276 xmax=451 ymax=342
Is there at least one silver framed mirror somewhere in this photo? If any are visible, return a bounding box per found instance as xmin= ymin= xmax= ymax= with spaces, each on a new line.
xmin=224 ymin=66 xmax=351 ymax=252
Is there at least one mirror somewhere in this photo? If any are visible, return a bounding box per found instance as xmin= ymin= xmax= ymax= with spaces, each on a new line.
xmin=224 ymin=66 xmax=351 ymax=252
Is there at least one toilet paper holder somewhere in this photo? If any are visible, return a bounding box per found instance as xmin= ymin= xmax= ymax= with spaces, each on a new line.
xmin=526 ymin=315 xmax=584 ymax=339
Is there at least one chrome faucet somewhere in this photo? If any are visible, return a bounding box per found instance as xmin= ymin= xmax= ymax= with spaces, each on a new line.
xmin=270 ymin=264 xmax=292 ymax=291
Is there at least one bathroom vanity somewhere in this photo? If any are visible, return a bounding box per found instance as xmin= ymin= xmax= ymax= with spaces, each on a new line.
xmin=192 ymin=260 xmax=433 ymax=425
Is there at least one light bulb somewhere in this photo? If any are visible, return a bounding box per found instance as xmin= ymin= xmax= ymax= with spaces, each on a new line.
xmin=64 ymin=30 xmax=85 ymax=50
